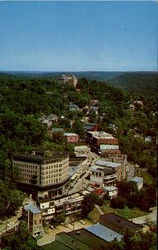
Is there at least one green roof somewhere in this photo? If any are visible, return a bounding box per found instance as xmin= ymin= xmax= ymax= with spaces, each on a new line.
xmin=56 ymin=232 xmax=90 ymax=250
xmin=41 ymin=240 xmax=72 ymax=250
xmin=69 ymin=229 xmax=109 ymax=249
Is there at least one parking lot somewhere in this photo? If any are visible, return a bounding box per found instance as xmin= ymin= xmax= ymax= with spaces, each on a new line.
xmin=37 ymin=219 xmax=92 ymax=246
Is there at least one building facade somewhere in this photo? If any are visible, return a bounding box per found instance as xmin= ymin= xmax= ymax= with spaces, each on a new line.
xmin=23 ymin=204 xmax=43 ymax=237
xmin=13 ymin=151 xmax=70 ymax=201
xmin=38 ymin=192 xmax=84 ymax=221
xmin=59 ymin=74 xmax=78 ymax=88
xmin=86 ymin=131 xmax=119 ymax=153
xmin=64 ymin=133 xmax=79 ymax=143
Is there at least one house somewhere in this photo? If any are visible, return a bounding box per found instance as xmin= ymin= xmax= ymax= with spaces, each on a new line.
xmin=59 ymin=74 xmax=78 ymax=88
xmin=104 ymin=186 xmax=118 ymax=199
xmin=144 ymin=136 xmax=152 ymax=143
xmin=23 ymin=204 xmax=43 ymax=237
xmin=93 ymin=188 xmax=105 ymax=197
xmin=40 ymin=114 xmax=58 ymax=128
xmin=51 ymin=128 xmax=65 ymax=133
xmin=90 ymin=99 xmax=100 ymax=105
xmin=129 ymin=100 xmax=144 ymax=111
xmin=99 ymin=212 xmax=141 ymax=235
xmin=84 ymin=123 xmax=99 ymax=131
xmin=74 ymin=145 xmax=91 ymax=158
xmin=130 ymin=176 xmax=143 ymax=191
xmin=69 ymin=103 xmax=80 ymax=112
xmin=64 ymin=133 xmax=79 ymax=143
xmin=87 ymin=106 xmax=99 ymax=116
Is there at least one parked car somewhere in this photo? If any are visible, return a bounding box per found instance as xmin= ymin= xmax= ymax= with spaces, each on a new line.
xmin=79 ymin=220 xmax=85 ymax=225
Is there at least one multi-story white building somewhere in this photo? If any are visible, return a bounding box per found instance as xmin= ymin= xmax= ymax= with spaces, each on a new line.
xmin=13 ymin=151 xmax=70 ymax=201
xmin=90 ymin=158 xmax=127 ymax=188
xmin=38 ymin=192 xmax=84 ymax=221
xmin=74 ymin=145 xmax=91 ymax=158
xmin=90 ymin=165 xmax=117 ymax=187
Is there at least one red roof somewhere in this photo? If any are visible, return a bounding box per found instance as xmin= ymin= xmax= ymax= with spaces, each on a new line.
xmin=94 ymin=189 xmax=105 ymax=195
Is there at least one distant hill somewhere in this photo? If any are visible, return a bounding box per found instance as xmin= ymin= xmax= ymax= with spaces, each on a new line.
xmin=0 ymin=71 xmax=157 ymax=98
xmin=109 ymin=72 xmax=158 ymax=98
xmin=0 ymin=71 xmax=123 ymax=80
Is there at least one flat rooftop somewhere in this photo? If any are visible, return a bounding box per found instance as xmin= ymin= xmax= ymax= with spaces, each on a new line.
xmin=95 ymin=159 xmax=121 ymax=168
xmin=13 ymin=151 xmax=68 ymax=164
xmin=24 ymin=204 xmax=41 ymax=214
xmin=88 ymin=131 xmax=114 ymax=138
xmin=90 ymin=165 xmax=115 ymax=174
xmin=131 ymin=176 xmax=143 ymax=184
xmin=86 ymin=223 xmax=123 ymax=242
xmin=74 ymin=145 xmax=90 ymax=151
xmin=41 ymin=241 xmax=72 ymax=250
xmin=99 ymin=213 xmax=141 ymax=234
xmin=56 ymin=232 xmax=90 ymax=250
xmin=69 ymin=229 xmax=109 ymax=249
xmin=64 ymin=133 xmax=78 ymax=136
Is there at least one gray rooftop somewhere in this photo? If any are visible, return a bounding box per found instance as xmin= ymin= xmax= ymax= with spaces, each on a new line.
xmin=86 ymin=223 xmax=123 ymax=242
xmin=95 ymin=159 xmax=121 ymax=168
xmin=130 ymin=176 xmax=143 ymax=184
xmin=24 ymin=204 xmax=41 ymax=214
xmin=91 ymin=165 xmax=115 ymax=174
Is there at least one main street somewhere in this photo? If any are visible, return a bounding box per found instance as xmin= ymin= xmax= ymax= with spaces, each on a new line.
xmin=68 ymin=151 xmax=98 ymax=194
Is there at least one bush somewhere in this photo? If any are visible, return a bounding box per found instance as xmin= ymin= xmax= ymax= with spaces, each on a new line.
xmin=110 ymin=196 xmax=126 ymax=209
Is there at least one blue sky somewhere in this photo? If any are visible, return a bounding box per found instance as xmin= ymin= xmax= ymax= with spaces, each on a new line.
xmin=0 ymin=1 xmax=157 ymax=71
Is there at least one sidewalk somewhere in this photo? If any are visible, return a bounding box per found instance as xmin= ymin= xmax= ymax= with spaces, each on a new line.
xmin=130 ymin=207 xmax=157 ymax=224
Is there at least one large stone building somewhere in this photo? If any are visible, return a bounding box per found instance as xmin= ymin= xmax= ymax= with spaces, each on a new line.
xmin=59 ymin=74 xmax=78 ymax=88
xmin=13 ymin=151 xmax=70 ymax=201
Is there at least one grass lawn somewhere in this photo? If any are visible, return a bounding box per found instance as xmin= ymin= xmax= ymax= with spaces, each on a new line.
xmin=88 ymin=202 xmax=147 ymax=223
xmin=88 ymin=207 xmax=101 ymax=223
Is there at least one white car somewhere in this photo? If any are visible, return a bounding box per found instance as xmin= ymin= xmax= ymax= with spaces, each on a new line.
xmin=79 ymin=220 xmax=85 ymax=225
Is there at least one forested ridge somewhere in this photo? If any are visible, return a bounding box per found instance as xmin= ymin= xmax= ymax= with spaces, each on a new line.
xmin=109 ymin=72 xmax=157 ymax=99
xmin=0 ymin=72 xmax=157 ymax=217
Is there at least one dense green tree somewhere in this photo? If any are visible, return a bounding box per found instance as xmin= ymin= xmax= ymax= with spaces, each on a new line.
xmin=2 ymin=221 xmax=40 ymax=250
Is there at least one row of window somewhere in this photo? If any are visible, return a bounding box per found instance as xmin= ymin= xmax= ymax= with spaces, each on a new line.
xmin=41 ymin=164 xmax=62 ymax=170
xmin=41 ymin=173 xmax=62 ymax=180
xmin=14 ymin=163 xmax=38 ymax=169
xmin=41 ymin=169 xmax=62 ymax=175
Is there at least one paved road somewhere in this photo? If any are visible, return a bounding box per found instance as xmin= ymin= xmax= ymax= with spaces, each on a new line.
xmin=68 ymin=152 xmax=99 ymax=194
xmin=37 ymin=219 xmax=92 ymax=246
xmin=94 ymin=204 xmax=104 ymax=215
xmin=130 ymin=207 xmax=157 ymax=224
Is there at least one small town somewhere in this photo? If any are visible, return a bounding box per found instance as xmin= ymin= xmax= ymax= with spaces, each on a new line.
xmin=0 ymin=1 xmax=157 ymax=249
xmin=0 ymin=72 xmax=157 ymax=250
